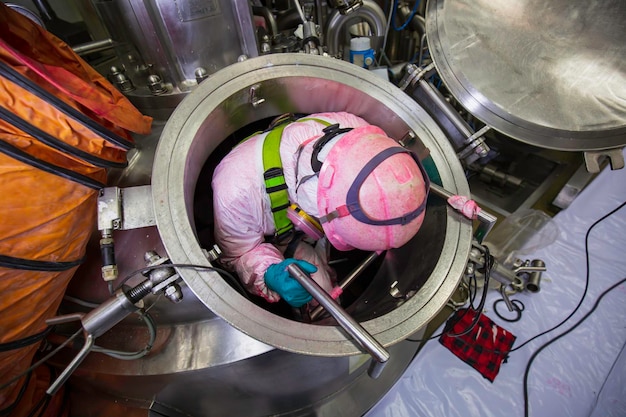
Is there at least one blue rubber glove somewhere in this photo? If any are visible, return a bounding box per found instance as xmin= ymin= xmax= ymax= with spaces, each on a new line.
xmin=264 ymin=259 xmax=318 ymax=307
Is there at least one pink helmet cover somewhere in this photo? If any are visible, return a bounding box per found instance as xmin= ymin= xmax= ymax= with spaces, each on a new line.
xmin=317 ymin=126 xmax=429 ymax=251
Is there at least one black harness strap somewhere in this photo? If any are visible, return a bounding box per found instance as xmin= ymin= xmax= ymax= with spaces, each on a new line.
xmin=310 ymin=124 xmax=353 ymax=173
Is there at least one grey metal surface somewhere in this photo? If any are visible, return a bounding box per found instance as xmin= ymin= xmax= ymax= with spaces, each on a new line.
xmin=325 ymin=0 xmax=386 ymax=57
xmin=151 ymin=53 xmax=472 ymax=356
xmin=426 ymin=0 xmax=626 ymax=151
xmin=310 ymin=252 xmax=379 ymax=320
xmin=91 ymin=0 xmax=258 ymax=119
xmin=120 ymin=185 xmax=156 ymax=230
xmin=552 ymin=163 xmax=597 ymax=210
xmin=80 ymin=289 xmax=139 ymax=338
xmin=65 ymin=335 xmax=424 ymax=417
xmin=60 ymin=53 xmax=470 ymax=417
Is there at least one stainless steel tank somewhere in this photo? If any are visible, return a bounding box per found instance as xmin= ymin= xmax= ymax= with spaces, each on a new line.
xmin=63 ymin=54 xmax=473 ymax=416
xmin=90 ymin=0 xmax=258 ymax=118
xmin=425 ymin=0 xmax=626 ymax=152
xmin=152 ymin=53 xmax=472 ymax=355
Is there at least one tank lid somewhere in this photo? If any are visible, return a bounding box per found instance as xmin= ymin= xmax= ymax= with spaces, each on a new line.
xmin=426 ymin=0 xmax=626 ymax=151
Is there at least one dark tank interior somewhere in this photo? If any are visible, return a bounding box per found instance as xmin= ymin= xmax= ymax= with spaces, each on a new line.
xmin=192 ymin=115 xmax=447 ymax=325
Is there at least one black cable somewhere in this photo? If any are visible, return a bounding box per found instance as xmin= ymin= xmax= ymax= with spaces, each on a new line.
xmin=2 ymin=265 xmax=242 ymax=396
xmin=0 ymin=370 xmax=31 ymax=416
xmin=0 ymin=140 xmax=104 ymax=189
xmin=468 ymin=272 xmax=478 ymax=309
xmin=0 ymin=106 xmax=127 ymax=169
xmin=0 ymin=254 xmax=83 ymax=272
xmin=91 ymin=308 xmax=156 ymax=360
xmin=24 ymin=393 xmax=48 ymax=417
xmin=33 ymin=395 xmax=51 ymax=417
xmin=414 ymin=202 xmax=626 ymax=351
xmin=524 ymin=277 xmax=626 ymax=417
xmin=413 ymin=202 xmax=625 ymax=348
xmin=0 ymin=329 xmax=81 ymax=392
xmin=0 ymin=327 xmax=51 ymax=352
xmin=25 ymin=365 xmax=54 ymax=417
xmin=493 ymin=299 xmax=525 ymax=323
xmin=445 ymin=245 xmax=493 ymax=338
xmin=27 ymin=365 xmax=57 ymax=417
xmin=62 ymin=294 xmax=157 ymax=360
xmin=406 ymin=244 xmax=493 ymax=342
xmin=407 ymin=201 xmax=626 ymax=415
xmin=511 ymin=200 xmax=626 ymax=352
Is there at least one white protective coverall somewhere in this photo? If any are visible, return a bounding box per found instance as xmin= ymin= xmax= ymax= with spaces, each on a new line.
xmin=212 ymin=112 xmax=370 ymax=302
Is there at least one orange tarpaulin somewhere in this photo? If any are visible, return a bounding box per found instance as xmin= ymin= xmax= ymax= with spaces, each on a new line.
xmin=0 ymin=3 xmax=152 ymax=416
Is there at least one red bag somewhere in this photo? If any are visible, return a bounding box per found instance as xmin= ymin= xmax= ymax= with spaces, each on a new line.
xmin=439 ymin=308 xmax=517 ymax=382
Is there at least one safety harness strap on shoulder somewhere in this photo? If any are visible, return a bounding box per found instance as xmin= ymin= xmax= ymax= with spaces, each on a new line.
xmin=262 ymin=116 xmax=332 ymax=242
xmin=263 ymin=123 xmax=292 ymax=242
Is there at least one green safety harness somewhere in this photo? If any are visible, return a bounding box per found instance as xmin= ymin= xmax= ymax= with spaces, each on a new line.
xmin=260 ymin=115 xmax=333 ymax=243
xmin=255 ymin=114 xmax=439 ymax=244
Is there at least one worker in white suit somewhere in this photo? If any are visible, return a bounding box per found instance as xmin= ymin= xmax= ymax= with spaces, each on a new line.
xmin=212 ymin=112 xmax=429 ymax=307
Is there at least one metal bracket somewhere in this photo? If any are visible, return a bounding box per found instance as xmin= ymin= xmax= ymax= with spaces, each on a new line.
xmin=584 ymin=148 xmax=625 ymax=173
xmin=456 ymin=125 xmax=491 ymax=163
xmin=399 ymin=62 xmax=435 ymax=91
xmin=249 ymin=84 xmax=265 ymax=108
xmin=97 ymin=185 xmax=155 ymax=231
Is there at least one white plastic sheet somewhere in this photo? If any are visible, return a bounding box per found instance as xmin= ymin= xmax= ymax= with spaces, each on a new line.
xmin=366 ymin=150 xmax=626 ymax=417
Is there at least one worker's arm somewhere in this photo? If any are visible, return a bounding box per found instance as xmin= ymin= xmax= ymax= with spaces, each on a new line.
xmin=211 ymin=134 xmax=288 ymax=301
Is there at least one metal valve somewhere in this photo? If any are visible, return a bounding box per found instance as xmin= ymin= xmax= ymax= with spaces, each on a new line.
xmin=44 ymin=249 xmax=207 ymax=394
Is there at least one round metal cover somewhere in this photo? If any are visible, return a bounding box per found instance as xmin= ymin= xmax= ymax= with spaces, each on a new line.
xmin=426 ymin=0 xmax=626 ymax=151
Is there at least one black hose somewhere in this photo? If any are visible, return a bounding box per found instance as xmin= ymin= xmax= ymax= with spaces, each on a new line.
xmin=276 ymin=8 xmax=303 ymax=31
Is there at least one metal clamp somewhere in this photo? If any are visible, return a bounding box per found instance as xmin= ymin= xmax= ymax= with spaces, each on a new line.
xmin=399 ymin=63 xmax=435 ymax=91
xmin=584 ymin=148 xmax=625 ymax=173
xmin=45 ymin=249 xmax=188 ymax=394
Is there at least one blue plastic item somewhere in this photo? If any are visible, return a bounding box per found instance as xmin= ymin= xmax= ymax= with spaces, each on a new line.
xmin=265 ymin=259 xmax=318 ymax=307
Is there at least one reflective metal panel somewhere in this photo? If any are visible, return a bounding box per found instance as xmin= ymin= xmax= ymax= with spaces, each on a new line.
xmin=426 ymin=0 xmax=626 ymax=151
xmin=91 ymin=0 xmax=258 ymax=118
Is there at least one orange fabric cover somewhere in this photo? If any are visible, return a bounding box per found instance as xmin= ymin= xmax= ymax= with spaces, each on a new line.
xmin=0 ymin=3 xmax=152 ymax=416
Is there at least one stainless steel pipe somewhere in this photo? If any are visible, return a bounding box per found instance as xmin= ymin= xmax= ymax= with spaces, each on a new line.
xmin=310 ymin=251 xmax=380 ymax=320
xmin=286 ymin=263 xmax=389 ymax=376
